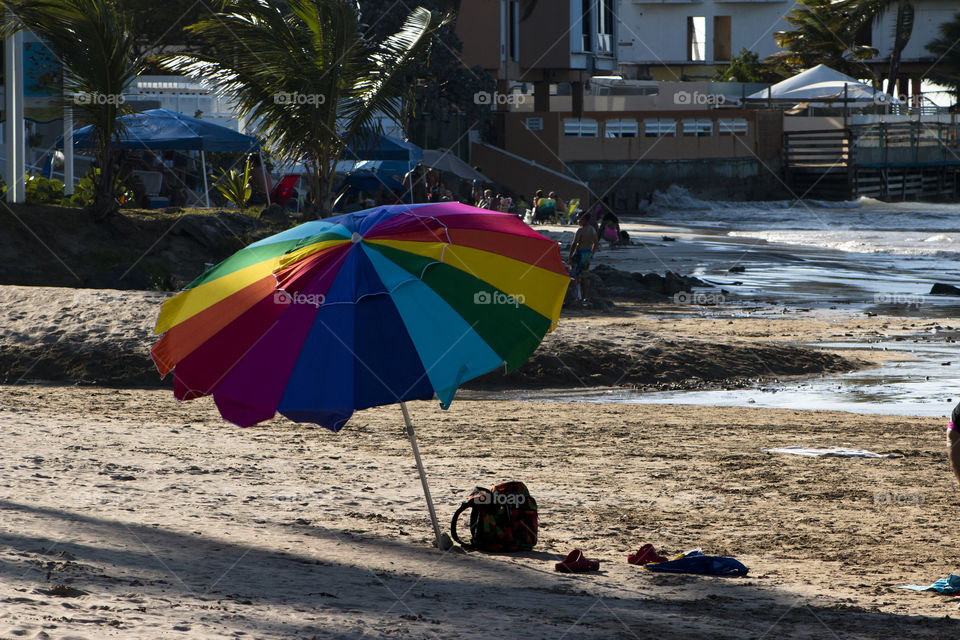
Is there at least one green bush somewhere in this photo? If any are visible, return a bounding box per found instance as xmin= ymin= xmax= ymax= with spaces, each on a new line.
xmin=61 ymin=171 xmax=132 ymax=209
xmin=25 ymin=175 xmax=66 ymax=204
xmin=213 ymin=159 xmax=251 ymax=212
xmin=62 ymin=174 xmax=96 ymax=208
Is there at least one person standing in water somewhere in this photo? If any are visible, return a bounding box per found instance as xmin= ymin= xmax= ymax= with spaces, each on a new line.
xmin=948 ymin=403 xmax=960 ymax=485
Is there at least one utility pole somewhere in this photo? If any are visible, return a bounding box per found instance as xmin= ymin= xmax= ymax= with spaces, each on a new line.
xmin=5 ymin=21 xmax=25 ymax=203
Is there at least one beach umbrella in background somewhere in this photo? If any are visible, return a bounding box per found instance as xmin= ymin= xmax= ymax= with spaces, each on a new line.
xmin=151 ymin=202 xmax=568 ymax=548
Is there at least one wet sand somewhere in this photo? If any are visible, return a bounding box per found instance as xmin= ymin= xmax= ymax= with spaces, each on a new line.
xmin=1 ymin=387 xmax=957 ymax=639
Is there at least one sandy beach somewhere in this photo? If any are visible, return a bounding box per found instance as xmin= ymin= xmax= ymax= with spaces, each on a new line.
xmin=1 ymin=387 xmax=958 ymax=639
xmin=1 ymin=208 xmax=958 ymax=638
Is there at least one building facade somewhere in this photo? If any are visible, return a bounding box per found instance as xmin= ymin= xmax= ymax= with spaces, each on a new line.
xmin=862 ymin=0 xmax=958 ymax=100
xmin=616 ymin=0 xmax=791 ymax=80
xmin=616 ymin=0 xmax=959 ymax=94
xmin=457 ymin=0 xmax=618 ymax=113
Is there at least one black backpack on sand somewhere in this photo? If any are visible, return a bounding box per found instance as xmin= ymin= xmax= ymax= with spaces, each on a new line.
xmin=450 ymin=481 xmax=538 ymax=552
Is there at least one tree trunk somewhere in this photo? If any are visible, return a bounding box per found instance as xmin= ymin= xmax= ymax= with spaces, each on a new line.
xmin=886 ymin=0 xmax=907 ymax=98
xmin=302 ymin=161 xmax=332 ymax=219
xmin=90 ymin=144 xmax=118 ymax=221
xmin=313 ymin=177 xmax=333 ymax=219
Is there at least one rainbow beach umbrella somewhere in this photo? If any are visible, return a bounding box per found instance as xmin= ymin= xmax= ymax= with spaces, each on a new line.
xmin=152 ymin=202 xmax=568 ymax=547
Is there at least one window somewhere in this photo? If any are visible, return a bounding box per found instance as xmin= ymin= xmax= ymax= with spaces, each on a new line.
xmin=581 ymin=0 xmax=592 ymax=52
xmin=500 ymin=0 xmax=507 ymax=62
xmin=644 ymin=118 xmax=677 ymax=137
xmin=509 ymin=1 xmax=519 ymax=61
xmin=597 ymin=0 xmax=615 ymax=55
xmin=525 ymin=117 xmax=544 ymax=131
xmin=713 ymin=16 xmax=731 ymax=62
xmin=682 ymin=118 xmax=714 ymax=136
xmin=687 ymin=16 xmax=706 ymax=61
xmin=564 ymin=118 xmax=599 ymax=137
xmin=718 ymin=118 xmax=748 ymax=135
xmin=605 ymin=119 xmax=639 ymax=138
xmin=854 ymin=21 xmax=872 ymax=48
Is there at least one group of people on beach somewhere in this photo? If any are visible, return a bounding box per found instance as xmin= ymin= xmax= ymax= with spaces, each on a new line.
xmin=529 ymin=190 xmax=566 ymax=223
xmin=475 ymin=189 xmax=514 ymax=214
xmin=402 ymin=164 xmax=457 ymax=204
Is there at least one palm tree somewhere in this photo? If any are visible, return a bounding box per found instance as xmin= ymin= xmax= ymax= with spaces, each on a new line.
xmin=162 ymin=0 xmax=446 ymax=218
xmin=768 ymin=0 xmax=876 ymax=78
xmin=0 ymin=0 xmax=145 ymax=219
xmin=926 ymin=11 xmax=960 ymax=110
xmin=849 ymin=0 xmax=915 ymax=97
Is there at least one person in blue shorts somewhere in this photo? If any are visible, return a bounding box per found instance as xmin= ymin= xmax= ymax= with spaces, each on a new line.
xmin=568 ymin=211 xmax=599 ymax=303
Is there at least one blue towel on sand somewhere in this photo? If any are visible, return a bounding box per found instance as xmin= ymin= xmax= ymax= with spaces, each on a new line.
xmin=644 ymin=551 xmax=748 ymax=577
xmin=900 ymin=575 xmax=960 ymax=594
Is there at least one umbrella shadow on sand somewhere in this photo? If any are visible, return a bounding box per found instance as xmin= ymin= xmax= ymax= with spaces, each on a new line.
xmin=0 ymin=499 xmax=957 ymax=639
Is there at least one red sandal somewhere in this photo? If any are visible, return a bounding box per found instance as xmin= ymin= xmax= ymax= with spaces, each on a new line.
xmin=627 ymin=544 xmax=667 ymax=565
xmin=555 ymin=549 xmax=600 ymax=573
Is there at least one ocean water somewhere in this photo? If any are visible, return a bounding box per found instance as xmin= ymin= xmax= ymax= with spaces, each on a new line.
xmin=504 ymin=338 xmax=957 ymax=417
xmin=642 ymin=185 xmax=959 ymax=258
xmin=628 ymin=186 xmax=960 ymax=307
xmin=572 ymin=186 xmax=960 ymax=415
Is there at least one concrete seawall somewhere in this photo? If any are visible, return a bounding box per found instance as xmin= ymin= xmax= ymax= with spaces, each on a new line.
xmin=567 ymin=157 xmax=791 ymax=214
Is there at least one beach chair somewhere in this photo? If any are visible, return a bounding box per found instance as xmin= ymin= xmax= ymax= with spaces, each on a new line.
xmin=562 ymin=198 xmax=581 ymax=225
xmin=270 ymin=174 xmax=300 ymax=207
xmin=130 ymin=170 xmax=167 ymax=209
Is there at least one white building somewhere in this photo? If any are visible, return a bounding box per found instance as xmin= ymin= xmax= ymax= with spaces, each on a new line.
xmin=864 ymin=0 xmax=957 ymax=99
xmin=124 ymin=76 xmax=241 ymax=130
xmin=616 ymin=0 xmax=791 ymax=80
xmin=123 ymin=75 xmax=405 ymax=140
xmin=616 ymin=0 xmax=959 ymax=92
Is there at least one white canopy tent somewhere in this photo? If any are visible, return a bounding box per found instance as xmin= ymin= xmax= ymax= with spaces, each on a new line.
xmin=421 ymin=150 xmax=490 ymax=183
xmin=746 ymin=64 xmax=898 ymax=105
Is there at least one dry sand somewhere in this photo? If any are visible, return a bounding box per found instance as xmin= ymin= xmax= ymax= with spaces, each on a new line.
xmin=1 ymin=386 xmax=958 ymax=639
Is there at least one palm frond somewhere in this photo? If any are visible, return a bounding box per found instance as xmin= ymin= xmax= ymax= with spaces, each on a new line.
xmin=0 ymin=0 xmax=144 ymax=216
xmin=341 ymin=6 xmax=447 ymax=154
xmin=161 ymin=0 xmax=444 ymax=216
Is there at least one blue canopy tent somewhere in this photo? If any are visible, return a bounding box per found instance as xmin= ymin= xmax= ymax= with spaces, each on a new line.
xmin=343 ymin=133 xmax=422 ymax=170
xmin=331 ymin=170 xmax=406 ymax=212
xmin=56 ymin=108 xmax=261 ymax=207
xmin=336 ymin=170 xmax=405 ymax=193
xmin=338 ymin=134 xmax=423 ymax=204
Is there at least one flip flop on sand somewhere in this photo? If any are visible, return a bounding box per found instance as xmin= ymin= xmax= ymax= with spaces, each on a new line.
xmin=555 ymin=549 xmax=600 ymax=573
xmin=627 ymin=544 xmax=668 ymax=565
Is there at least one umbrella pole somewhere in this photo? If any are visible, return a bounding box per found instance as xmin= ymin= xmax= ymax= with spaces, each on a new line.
xmin=261 ymin=157 xmax=271 ymax=206
xmin=400 ymin=402 xmax=444 ymax=549
xmin=201 ymin=150 xmax=211 ymax=208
